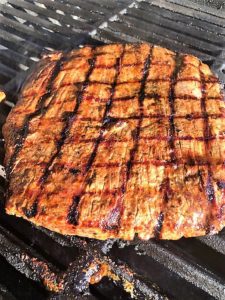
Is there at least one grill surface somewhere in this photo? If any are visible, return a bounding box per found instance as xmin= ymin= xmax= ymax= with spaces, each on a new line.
xmin=0 ymin=1 xmax=225 ymax=299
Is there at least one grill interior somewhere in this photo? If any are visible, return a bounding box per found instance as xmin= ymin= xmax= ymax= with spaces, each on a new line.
xmin=0 ymin=1 xmax=225 ymax=299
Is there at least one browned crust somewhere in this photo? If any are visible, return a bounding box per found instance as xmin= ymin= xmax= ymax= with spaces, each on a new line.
xmin=3 ymin=43 xmax=225 ymax=240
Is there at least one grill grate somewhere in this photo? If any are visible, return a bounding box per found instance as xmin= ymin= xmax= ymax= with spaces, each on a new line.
xmin=0 ymin=1 xmax=225 ymax=299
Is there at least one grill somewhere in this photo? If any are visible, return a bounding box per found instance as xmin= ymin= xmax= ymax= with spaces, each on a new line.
xmin=0 ymin=0 xmax=225 ymax=299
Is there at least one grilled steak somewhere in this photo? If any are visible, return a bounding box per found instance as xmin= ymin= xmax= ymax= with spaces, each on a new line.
xmin=3 ymin=43 xmax=225 ymax=240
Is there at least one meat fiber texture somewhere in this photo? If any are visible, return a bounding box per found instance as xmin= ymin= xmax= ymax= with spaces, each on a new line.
xmin=3 ymin=43 xmax=225 ymax=240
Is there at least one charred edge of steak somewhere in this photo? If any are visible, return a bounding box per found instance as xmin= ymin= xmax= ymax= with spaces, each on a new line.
xmin=5 ymin=55 xmax=65 ymax=180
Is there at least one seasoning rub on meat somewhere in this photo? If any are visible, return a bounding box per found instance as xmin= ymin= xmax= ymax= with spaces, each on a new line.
xmin=3 ymin=43 xmax=225 ymax=240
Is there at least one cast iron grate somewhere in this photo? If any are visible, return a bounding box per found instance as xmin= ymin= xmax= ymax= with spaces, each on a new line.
xmin=0 ymin=1 xmax=225 ymax=299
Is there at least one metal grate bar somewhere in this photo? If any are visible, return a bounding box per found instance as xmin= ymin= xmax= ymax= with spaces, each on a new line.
xmin=0 ymin=27 xmax=44 ymax=53
xmin=0 ymin=48 xmax=34 ymax=70
xmin=111 ymin=242 xmax=216 ymax=300
xmin=0 ymin=255 xmax=47 ymax=299
xmin=1 ymin=4 xmax=82 ymax=36
xmin=198 ymin=234 xmax=225 ymax=256
xmin=128 ymin=239 xmax=225 ymax=299
xmin=139 ymin=2 xmax=225 ymax=36
xmin=0 ymin=283 xmax=17 ymax=300
xmin=96 ymin=21 xmax=215 ymax=60
xmin=6 ymin=0 xmax=94 ymax=32
xmin=92 ymin=27 xmax=141 ymax=43
xmin=130 ymin=4 xmax=225 ymax=44
xmin=35 ymin=0 xmax=101 ymax=23
xmin=0 ymin=63 xmax=17 ymax=78
xmin=0 ymin=215 xmax=169 ymax=299
xmin=64 ymin=0 xmax=126 ymax=16
xmin=168 ymin=0 xmax=225 ymax=18
xmin=147 ymin=0 xmax=225 ymax=27
xmin=117 ymin=14 xmax=223 ymax=53
xmin=0 ymin=14 xmax=70 ymax=48
xmin=0 ymin=231 xmax=63 ymax=298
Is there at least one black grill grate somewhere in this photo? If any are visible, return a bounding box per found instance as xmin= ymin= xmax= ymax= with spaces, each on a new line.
xmin=0 ymin=1 xmax=225 ymax=299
